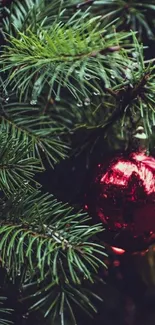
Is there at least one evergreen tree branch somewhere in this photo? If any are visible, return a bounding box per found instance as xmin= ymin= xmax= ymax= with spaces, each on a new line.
xmin=71 ymin=36 xmax=155 ymax=156
xmin=74 ymin=0 xmax=94 ymax=9
xmin=0 ymin=297 xmax=13 ymax=325
xmin=1 ymin=2 xmax=155 ymax=323
xmin=0 ymin=190 xmax=107 ymax=282
xmin=21 ymin=279 xmax=103 ymax=322
xmin=0 ymin=104 xmax=69 ymax=167
xmin=0 ymin=132 xmax=42 ymax=195
xmin=0 ymin=190 xmax=107 ymax=322
xmin=3 ymin=0 xmax=71 ymax=35
xmin=74 ymin=0 xmax=155 ymax=40
xmin=0 ymin=17 xmax=132 ymax=103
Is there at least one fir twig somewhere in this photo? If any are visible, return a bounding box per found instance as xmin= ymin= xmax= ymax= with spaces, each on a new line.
xmin=0 ymin=190 xmax=107 ymax=321
xmin=0 ymin=17 xmax=132 ymax=102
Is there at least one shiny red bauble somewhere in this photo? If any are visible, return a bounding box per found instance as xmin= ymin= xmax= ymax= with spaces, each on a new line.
xmin=86 ymin=152 xmax=155 ymax=251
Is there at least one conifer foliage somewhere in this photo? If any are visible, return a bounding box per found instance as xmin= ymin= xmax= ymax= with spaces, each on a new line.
xmin=0 ymin=0 xmax=155 ymax=324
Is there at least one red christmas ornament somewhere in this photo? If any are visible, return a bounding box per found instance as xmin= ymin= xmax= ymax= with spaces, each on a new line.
xmin=86 ymin=152 xmax=155 ymax=251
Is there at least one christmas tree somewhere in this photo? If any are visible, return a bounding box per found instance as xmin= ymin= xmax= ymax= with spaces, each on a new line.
xmin=0 ymin=0 xmax=155 ymax=324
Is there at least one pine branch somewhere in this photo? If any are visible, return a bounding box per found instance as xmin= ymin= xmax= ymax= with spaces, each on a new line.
xmin=0 ymin=103 xmax=69 ymax=167
xmin=72 ymin=0 xmax=94 ymax=9
xmin=111 ymin=35 xmax=155 ymax=134
xmin=76 ymin=0 xmax=155 ymax=40
xmin=71 ymin=36 xmax=155 ymax=156
xmin=3 ymin=0 xmax=71 ymax=35
xmin=0 ymin=132 xmax=43 ymax=195
xmin=0 ymin=297 xmax=13 ymax=325
xmin=21 ymin=279 xmax=103 ymax=322
xmin=0 ymin=190 xmax=107 ymax=322
xmin=0 ymin=190 xmax=107 ymax=281
xmin=0 ymin=16 xmax=132 ymax=103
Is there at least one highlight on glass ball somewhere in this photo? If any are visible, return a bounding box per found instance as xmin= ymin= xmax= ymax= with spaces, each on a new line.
xmin=86 ymin=152 xmax=155 ymax=251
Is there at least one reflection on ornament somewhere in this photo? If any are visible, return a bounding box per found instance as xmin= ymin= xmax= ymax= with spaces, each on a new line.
xmin=86 ymin=152 xmax=155 ymax=251
xmin=111 ymin=246 xmax=125 ymax=255
xmin=101 ymin=153 xmax=155 ymax=195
